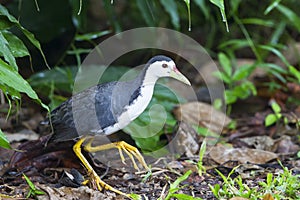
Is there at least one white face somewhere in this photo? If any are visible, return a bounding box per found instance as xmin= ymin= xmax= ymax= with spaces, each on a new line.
xmin=146 ymin=59 xmax=191 ymax=85
xmin=148 ymin=60 xmax=177 ymax=78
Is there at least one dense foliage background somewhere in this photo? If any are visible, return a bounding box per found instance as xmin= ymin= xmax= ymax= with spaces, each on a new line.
xmin=0 ymin=1 xmax=300 ymax=199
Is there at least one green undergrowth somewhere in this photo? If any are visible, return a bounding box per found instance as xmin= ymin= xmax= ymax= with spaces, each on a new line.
xmin=0 ymin=5 xmax=49 ymax=149
xmin=210 ymin=161 xmax=300 ymax=199
xmin=161 ymin=147 xmax=300 ymax=200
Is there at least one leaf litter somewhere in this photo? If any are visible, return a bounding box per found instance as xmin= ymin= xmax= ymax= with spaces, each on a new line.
xmin=0 ymin=82 xmax=300 ymax=199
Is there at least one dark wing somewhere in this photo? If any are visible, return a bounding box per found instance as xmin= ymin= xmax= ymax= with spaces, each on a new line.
xmin=47 ymin=82 xmax=118 ymax=143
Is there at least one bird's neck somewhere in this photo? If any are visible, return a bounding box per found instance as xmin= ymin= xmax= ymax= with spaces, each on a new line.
xmin=138 ymin=67 xmax=158 ymax=87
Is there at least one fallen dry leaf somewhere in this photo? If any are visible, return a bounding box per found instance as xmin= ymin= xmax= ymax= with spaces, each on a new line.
xmin=173 ymin=101 xmax=231 ymax=134
xmin=36 ymin=185 xmax=116 ymax=200
xmin=238 ymin=136 xmax=275 ymax=151
xmin=209 ymin=144 xmax=278 ymax=164
xmin=172 ymin=122 xmax=199 ymax=158
xmin=274 ymin=135 xmax=300 ymax=154
xmin=229 ymin=197 xmax=250 ymax=200
xmin=263 ymin=193 xmax=275 ymax=200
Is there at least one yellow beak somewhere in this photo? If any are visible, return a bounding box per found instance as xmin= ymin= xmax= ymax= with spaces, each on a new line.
xmin=170 ymin=69 xmax=191 ymax=86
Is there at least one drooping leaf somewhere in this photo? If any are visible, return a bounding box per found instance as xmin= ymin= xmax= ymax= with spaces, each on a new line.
xmin=1 ymin=30 xmax=29 ymax=58
xmin=289 ymin=66 xmax=300 ymax=82
xmin=0 ymin=129 xmax=11 ymax=149
xmin=218 ymin=53 xmax=232 ymax=76
xmin=219 ymin=39 xmax=250 ymax=51
xmin=232 ymin=64 xmax=254 ymax=81
xmin=264 ymin=0 xmax=282 ymax=15
xmin=136 ymin=0 xmax=156 ymax=26
xmin=0 ymin=31 xmax=17 ymax=70
xmin=258 ymin=44 xmax=291 ymax=67
xmin=0 ymin=5 xmax=19 ymax=24
xmin=19 ymin=27 xmax=49 ymax=68
xmin=160 ymin=0 xmax=180 ymax=29
xmin=240 ymin=18 xmax=275 ymax=27
xmin=270 ymin=21 xmax=286 ymax=44
xmin=209 ymin=0 xmax=228 ymax=32
xmin=276 ymin=4 xmax=300 ymax=32
xmin=183 ymin=0 xmax=191 ymax=31
xmin=0 ymin=4 xmax=48 ymax=67
xmin=0 ymin=58 xmax=37 ymax=99
xmin=0 ymin=58 xmax=49 ymax=111
xmin=75 ymin=30 xmax=112 ymax=41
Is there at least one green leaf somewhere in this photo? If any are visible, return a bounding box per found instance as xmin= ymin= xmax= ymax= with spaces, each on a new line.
xmin=219 ymin=39 xmax=250 ymax=50
xmin=240 ymin=18 xmax=274 ymax=27
xmin=0 ymin=58 xmax=37 ymax=100
xmin=0 ymin=5 xmax=19 ymax=24
xmin=288 ymin=66 xmax=300 ymax=82
xmin=232 ymin=64 xmax=254 ymax=81
xmin=0 ymin=58 xmax=49 ymax=111
xmin=258 ymin=45 xmax=290 ymax=67
xmin=75 ymin=30 xmax=112 ymax=41
xmin=260 ymin=63 xmax=287 ymax=74
xmin=259 ymin=63 xmax=287 ymax=83
xmin=183 ymin=0 xmax=191 ymax=31
xmin=170 ymin=170 xmax=192 ymax=190
xmin=129 ymin=193 xmax=142 ymax=200
xmin=0 ymin=129 xmax=11 ymax=149
xmin=264 ymin=0 xmax=282 ymax=15
xmin=224 ymin=90 xmax=237 ymax=104
xmin=0 ymin=16 xmax=14 ymax=30
xmin=136 ymin=0 xmax=156 ymax=26
xmin=199 ymin=140 xmax=206 ymax=162
xmin=23 ymin=173 xmax=45 ymax=197
xmin=171 ymin=193 xmax=203 ymax=200
xmin=209 ymin=184 xmax=220 ymax=198
xmin=23 ymin=173 xmax=37 ymax=191
xmin=0 ymin=4 xmax=48 ymax=67
xmin=212 ymin=71 xmax=231 ymax=84
xmin=270 ymin=21 xmax=286 ymax=44
xmin=276 ymin=4 xmax=300 ymax=32
xmin=234 ymin=81 xmax=257 ymax=98
xmin=20 ymin=27 xmax=49 ymax=68
xmin=1 ymin=30 xmax=29 ymax=58
xmin=29 ymin=66 xmax=77 ymax=94
xmin=265 ymin=113 xmax=278 ymax=127
xmin=209 ymin=0 xmax=228 ymax=32
xmin=218 ymin=53 xmax=232 ymax=76
xmin=270 ymin=100 xmax=281 ymax=113
xmin=233 ymin=85 xmax=249 ymax=99
xmin=0 ymin=31 xmax=17 ymax=70
xmin=160 ymin=0 xmax=180 ymax=29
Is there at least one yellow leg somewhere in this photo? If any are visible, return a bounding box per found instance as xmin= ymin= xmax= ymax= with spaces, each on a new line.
xmin=84 ymin=140 xmax=149 ymax=171
xmin=73 ymin=137 xmax=131 ymax=198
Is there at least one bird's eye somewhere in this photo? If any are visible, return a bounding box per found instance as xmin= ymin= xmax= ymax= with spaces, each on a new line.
xmin=162 ymin=63 xmax=168 ymax=68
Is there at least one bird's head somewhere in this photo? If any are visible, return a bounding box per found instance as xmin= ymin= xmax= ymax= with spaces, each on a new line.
xmin=146 ymin=55 xmax=191 ymax=85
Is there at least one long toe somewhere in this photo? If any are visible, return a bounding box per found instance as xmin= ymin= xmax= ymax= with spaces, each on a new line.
xmin=91 ymin=172 xmax=130 ymax=198
xmin=117 ymin=141 xmax=149 ymax=171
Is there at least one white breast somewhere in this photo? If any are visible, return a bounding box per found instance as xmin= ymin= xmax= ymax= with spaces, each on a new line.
xmin=103 ymin=84 xmax=155 ymax=134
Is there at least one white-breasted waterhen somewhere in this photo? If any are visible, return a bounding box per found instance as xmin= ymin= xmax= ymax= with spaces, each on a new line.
xmin=46 ymin=55 xmax=191 ymax=198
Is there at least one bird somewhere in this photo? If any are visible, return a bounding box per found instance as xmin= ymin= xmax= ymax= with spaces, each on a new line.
xmin=45 ymin=55 xmax=191 ymax=198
